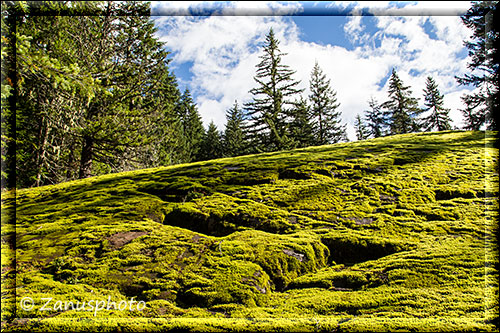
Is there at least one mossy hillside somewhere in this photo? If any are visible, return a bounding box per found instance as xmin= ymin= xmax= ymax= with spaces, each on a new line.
xmin=1 ymin=130 xmax=498 ymax=332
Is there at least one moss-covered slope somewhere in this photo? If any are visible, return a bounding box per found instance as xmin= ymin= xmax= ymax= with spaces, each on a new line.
xmin=2 ymin=130 xmax=498 ymax=332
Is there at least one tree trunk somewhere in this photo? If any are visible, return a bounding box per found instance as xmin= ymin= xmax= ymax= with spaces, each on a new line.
xmin=79 ymin=135 xmax=93 ymax=179
xmin=35 ymin=118 xmax=49 ymax=187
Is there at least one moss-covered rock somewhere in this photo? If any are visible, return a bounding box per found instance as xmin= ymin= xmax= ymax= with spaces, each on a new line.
xmin=1 ymin=130 xmax=498 ymax=332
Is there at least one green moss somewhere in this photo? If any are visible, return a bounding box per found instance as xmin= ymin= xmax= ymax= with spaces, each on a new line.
xmin=2 ymin=130 xmax=498 ymax=332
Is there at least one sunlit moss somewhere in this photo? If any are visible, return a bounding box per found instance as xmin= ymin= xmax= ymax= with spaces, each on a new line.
xmin=1 ymin=130 xmax=498 ymax=332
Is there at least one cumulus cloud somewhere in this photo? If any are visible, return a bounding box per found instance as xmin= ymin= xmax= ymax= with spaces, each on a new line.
xmin=151 ymin=1 xmax=303 ymax=16
xmin=151 ymin=1 xmax=474 ymax=139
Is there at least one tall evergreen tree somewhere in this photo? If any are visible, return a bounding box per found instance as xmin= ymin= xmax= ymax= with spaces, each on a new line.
xmin=309 ymin=61 xmax=347 ymax=144
xmin=289 ymin=97 xmax=315 ymax=148
xmin=3 ymin=1 xmax=97 ymax=187
xmin=381 ymin=69 xmax=421 ymax=135
xmin=6 ymin=1 xmax=186 ymax=186
xmin=178 ymin=89 xmax=204 ymax=162
xmin=354 ymin=114 xmax=369 ymax=141
xmin=199 ymin=121 xmax=223 ymax=161
xmin=421 ymin=76 xmax=452 ymax=132
xmin=364 ymin=97 xmax=387 ymax=138
xmin=460 ymin=96 xmax=487 ymax=130
xmin=223 ymin=101 xmax=246 ymax=157
xmin=137 ymin=68 xmax=184 ymax=168
xmin=456 ymin=1 xmax=498 ymax=130
xmin=244 ymin=28 xmax=303 ymax=152
xmin=74 ymin=1 xmax=170 ymax=179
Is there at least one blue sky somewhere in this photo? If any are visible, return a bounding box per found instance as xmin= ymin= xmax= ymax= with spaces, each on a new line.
xmin=151 ymin=1 xmax=474 ymax=140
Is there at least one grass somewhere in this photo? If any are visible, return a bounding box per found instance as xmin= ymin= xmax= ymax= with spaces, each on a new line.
xmin=1 ymin=130 xmax=498 ymax=331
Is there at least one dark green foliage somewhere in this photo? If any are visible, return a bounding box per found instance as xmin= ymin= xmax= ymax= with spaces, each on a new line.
xmin=456 ymin=1 xmax=498 ymax=130
xmin=354 ymin=114 xmax=369 ymax=141
xmin=460 ymin=93 xmax=488 ymax=130
xmin=3 ymin=1 xmax=97 ymax=187
xmin=381 ymin=69 xmax=422 ymax=135
xmin=177 ymin=89 xmax=205 ymax=162
xmin=2 ymin=2 xmax=499 ymax=330
xmin=198 ymin=121 xmax=223 ymax=161
xmin=309 ymin=61 xmax=347 ymax=144
xmin=223 ymin=101 xmax=247 ymax=157
xmin=364 ymin=97 xmax=386 ymax=138
xmin=136 ymin=71 xmax=184 ymax=168
xmin=244 ymin=28 xmax=303 ymax=152
xmin=4 ymin=1 xmax=186 ymax=188
xmin=290 ymin=97 xmax=315 ymax=148
xmin=421 ymin=76 xmax=452 ymax=132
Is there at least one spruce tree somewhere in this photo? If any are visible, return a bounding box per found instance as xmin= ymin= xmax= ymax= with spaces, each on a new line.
xmin=223 ymin=101 xmax=246 ymax=157
xmin=364 ymin=97 xmax=387 ymax=138
xmin=456 ymin=1 xmax=498 ymax=130
xmin=421 ymin=76 xmax=452 ymax=131
xmin=72 ymin=1 xmax=170 ymax=179
xmin=381 ymin=69 xmax=421 ymax=135
xmin=460 ymin=94 xmax=487 ymax=130
xmin=309 ymin=61 xmax=347 ymax=144
xmin=290 ymin=97 xmax=315 ymax=148
xmin=244 ymin=28 xmax=303 ymax=152
xmin=5 ymin=2 xmax=97 ymax=187
xmin=354 ymin=114 xmax=369 ymax=141
xmin=4 ymin=1 xmax=188 ymax=186
xmin=199 ymin=121 xmax=223 ymax=161
xmin=178 ymin=89 xmax=204 ymax=162
xmin=138 ymin=69 xmax=184 ymax=168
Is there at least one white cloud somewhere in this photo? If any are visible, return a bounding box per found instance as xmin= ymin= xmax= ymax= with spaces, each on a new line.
xmin=153 ymin=12 xmax=302 ymax=130
xmin=152 ymin=1 xmax=474 ymax=141
xmin=151 ymin=1 xmax=303 ymax=16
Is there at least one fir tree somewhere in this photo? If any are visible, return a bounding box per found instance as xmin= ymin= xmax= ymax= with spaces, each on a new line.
xmin=72 ymin=1 xmax=171 ymax=179
xmin=354 ymin=114 xmax=369 ymax=141
xmin=456 ymin=1 xmax=498 ymax=130
xmin=138 ymin=69 xmax=184 ymax=168
xmin=421 ymin=76 xmax=452 ymax=131
xmin=244 ymin=28 xmax=303 ymax=152
xmin=5 ymin=2 xmax=97 ymax=187
xmin=4 ymin=1 xmax=189 ymax=187
xmin=460 ymin=94 xmax=487 ymax=130
xmin=178 ymin=89 xmax=204 ymax=162
xmin=223 ymin=101 xmax=246 ymax=157
xmin=309 ymin=61 xmax=347 ymax=144
xmin=364 ymin=97 xmax=387 ymax=138
xmin=381 ymin=69 xmax=421 ymax=135
xmin=199 ymin=121 xmax=223 ymax=161
xmin=290 ymin=97 xmax=315 ymax=148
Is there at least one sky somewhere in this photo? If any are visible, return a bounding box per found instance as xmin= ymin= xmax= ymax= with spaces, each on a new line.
xmin=150 ymin=1 xmax=474 ymax=140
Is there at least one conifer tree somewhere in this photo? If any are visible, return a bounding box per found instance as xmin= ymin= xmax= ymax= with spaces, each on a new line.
xmin=364 ymin=97 xmax=387 ymax=138
xmin=3 ymin=1 xmax=190 ymax=187
xmin=309 ymin=61 xmax=347 ymax=144
xmin=178 ymin=89 xmax=204 ymax=162
xmin=244 ymin=28 xmax=303 ymax=152
xmin=460 ymin=96 xmax=487 ymax=130
xmin=4 ymin=1 xmax=97 ymax=187
xmin=223 ymin=101 xmax=246 ymax=157
xmin=72 ymin=1 xmax=171 ymax=179
xmin=381 ymin=69 xmax=421 ymax=135
xmin=421 ymin=76 xmax=452 ymax=131
xmin=199 ymin=121 xmax=223 ymax=161
xmin=456 ymin=1 xmax=498 ymax=130
xmin=290 ymin=97 xmax=315 ymax=148
xmin=354 ymin=114 xmax=369 ymax=141
xmin=138 ymin=69 xmax=184 ymax=168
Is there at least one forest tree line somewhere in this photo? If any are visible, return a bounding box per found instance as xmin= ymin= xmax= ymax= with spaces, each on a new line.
xmin=1 ymin=1 xmax=498 ymax=189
